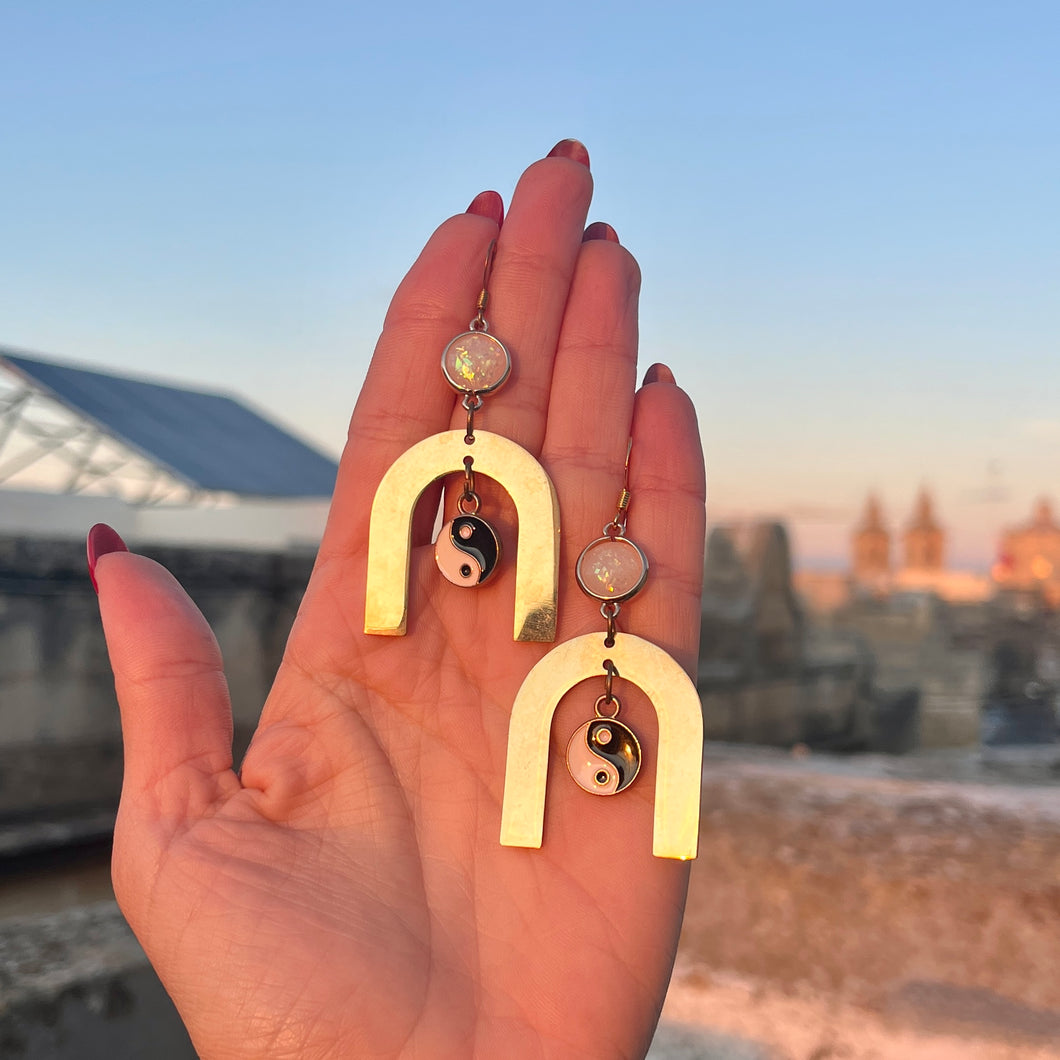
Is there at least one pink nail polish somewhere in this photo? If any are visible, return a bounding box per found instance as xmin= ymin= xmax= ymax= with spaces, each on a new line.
xmin=643 ymin=363 xmax=676 ymax=386
xmin=583 ymin=221 xmax=619 ymax=244
xmin=547 ymin=139 xmax=590 ymax=168
xmin=87 ymin=523 xmax=128 ymax=592
xmin=466 ymin=190 xmax=504 ymax=227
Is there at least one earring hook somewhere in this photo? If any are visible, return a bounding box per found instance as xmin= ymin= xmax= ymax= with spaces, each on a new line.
xmin=472 ymin=239 xmax=498 ymax=330
xmin=606 ymin=436 xmax=634 ymax=536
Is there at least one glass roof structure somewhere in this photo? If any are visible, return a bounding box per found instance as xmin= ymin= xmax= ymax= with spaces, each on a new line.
xmin=0 ymin=348 xmax=338 ymax=501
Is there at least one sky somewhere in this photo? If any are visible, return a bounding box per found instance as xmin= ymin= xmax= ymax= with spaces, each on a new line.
xmin=1 ymin=1 xmax=1057 ymax=569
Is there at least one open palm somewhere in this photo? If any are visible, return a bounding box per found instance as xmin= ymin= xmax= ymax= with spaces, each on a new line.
xmin=93 ymin=143 xmax=706 ymax=1060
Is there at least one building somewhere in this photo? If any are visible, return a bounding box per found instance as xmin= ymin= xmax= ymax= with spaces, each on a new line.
xmin=0 ymin=348 xmax=339 ymax=835
xmin=903 ymin=489 xmax=945 ymax=571
xmin=700 ymin=522 xmax=874 ymax=748
xmin=994 ymin=498 xmax=1060 ymax=607
xmin=0 ymin=347 xmax=337 ymax=550
xmin=802 ymin=490 xmax=1000 ymax=614
xmin=851 ymin=494 xmax=891 ymax=587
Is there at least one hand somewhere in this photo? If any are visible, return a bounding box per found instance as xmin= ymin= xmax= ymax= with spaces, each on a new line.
xmin=91 ymin=140 xmax=706 ymax=1060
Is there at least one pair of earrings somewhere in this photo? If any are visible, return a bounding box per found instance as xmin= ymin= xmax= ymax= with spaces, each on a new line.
xmin=364 ymin=242 xmax=702 ymax=860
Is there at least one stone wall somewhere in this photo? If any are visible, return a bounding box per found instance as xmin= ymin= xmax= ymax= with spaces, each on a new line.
xmin=837 ymin=597 xmax=990 ymax=749
xmin=0 ymin=535 xmax=313 ymax=826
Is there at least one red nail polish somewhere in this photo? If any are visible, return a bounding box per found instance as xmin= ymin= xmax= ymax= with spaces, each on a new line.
xmin=87 ymin=523 xmax=128 ymax=592
xmin=547 ymin=138 xmax=590 ymax=168
xmin=583 ymin=221 xmax=619 ymax=244
xmin=466 ymin=190 xmax=504 ymax=227
xmin=643 ymin=363 xmax=676 ymax=386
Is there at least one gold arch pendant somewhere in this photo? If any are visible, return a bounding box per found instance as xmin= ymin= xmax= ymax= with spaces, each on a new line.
xmin=500 ymin=632 xmax=703 ymax=859
xmin=364 ymin=430 xmax=560 ymax=641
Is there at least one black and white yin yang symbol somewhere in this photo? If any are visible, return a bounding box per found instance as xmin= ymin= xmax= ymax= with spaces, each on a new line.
xmin=435 ymin=515 xmax=501 ymax=586
xmin=566 ymin=718 xmax=641 ymax=795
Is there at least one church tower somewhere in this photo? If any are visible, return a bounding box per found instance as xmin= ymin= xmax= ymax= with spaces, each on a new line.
xmin=995 ymin=496 xmax=1060 ymax=605
xmin=852 ymin=494 xmax=890 ymax=584
xmin=904 ymin=489 xmax=945 ymax=571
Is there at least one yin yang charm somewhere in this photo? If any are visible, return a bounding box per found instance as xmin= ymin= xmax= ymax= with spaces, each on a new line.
xmin=566 ymin=707 xmax=642 ymax=795
xmin=435 ymin=514 xmax=501 ymax=586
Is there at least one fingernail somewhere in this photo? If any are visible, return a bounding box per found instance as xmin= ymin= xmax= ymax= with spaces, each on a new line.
xmin=87 ymin=523 xmax=128 ymax=593
xmin=583 ymin=221 xmax=619 ymax=244
xmin=643 ymin=363 xmax=676 ymax=386
xmin=466 ymin=190 xmax=504 ymax=227
xmin=548 ymin=138 xmax=590 ymax=168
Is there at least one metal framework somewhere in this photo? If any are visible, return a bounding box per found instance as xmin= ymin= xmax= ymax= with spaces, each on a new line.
xmin=0 ymin=367 xmax=205 ymax=505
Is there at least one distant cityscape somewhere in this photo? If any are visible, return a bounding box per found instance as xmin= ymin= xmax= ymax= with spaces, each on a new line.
xmin=701 ymin=492 xmax=1060 ymax=757
xmin=2 ymin=348 xmax=1057 ymax=770
xmin=795 ymin=493 xmax=1060 ymax=614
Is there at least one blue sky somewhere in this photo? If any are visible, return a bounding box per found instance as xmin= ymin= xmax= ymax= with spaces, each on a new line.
xmin=2 ymin=2 xmax=1057 ymax=567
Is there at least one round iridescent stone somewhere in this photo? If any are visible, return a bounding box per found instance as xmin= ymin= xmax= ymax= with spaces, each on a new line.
xmin=576 ymin=536 xmax=648 ymax=602
xmin=442 ymin=331 xmax=511 ymax=395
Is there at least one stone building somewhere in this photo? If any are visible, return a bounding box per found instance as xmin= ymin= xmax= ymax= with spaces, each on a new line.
xmin=700 ymin=522 xmax=874 ymax=748
xmin=903 ymin=489 xmax=945 ymax=571
xmin=851 ymin=494 xmax=891 ymax=587
xmin=891 ymin=490 xmax=990 ymax=601
xmin=995 ymin=498 xmax=1060 ymax=607
xmin=835 ymin=593 xmax=988 ymax=748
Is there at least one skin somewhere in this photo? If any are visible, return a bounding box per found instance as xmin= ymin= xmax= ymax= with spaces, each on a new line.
xmin=92 ymin=144 xmax=706 ymax=1060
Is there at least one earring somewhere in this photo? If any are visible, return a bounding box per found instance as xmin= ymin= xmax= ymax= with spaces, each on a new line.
xmin=364 ymin=241 xmax=560 ymax=642
xmin=500 ymin=440 xmax=703 ymax=860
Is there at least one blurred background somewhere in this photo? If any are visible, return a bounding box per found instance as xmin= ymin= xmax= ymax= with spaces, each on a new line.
xmin=1 ymin=3 xmax=1057 ymax=1057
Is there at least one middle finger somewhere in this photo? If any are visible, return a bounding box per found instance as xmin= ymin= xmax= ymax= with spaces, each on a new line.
xmin=447 ymin=139 xmax=595 ymax=454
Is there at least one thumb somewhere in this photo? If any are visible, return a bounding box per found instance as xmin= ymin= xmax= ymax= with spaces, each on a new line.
xmin=89 ymin=524 xmax=235 ymax=812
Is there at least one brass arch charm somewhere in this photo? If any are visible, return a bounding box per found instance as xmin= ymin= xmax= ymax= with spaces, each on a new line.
xmin=500 ymin=633 xmax=703 ymax=859
xmin=364 ymin=430 xmax=560 ymax=641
